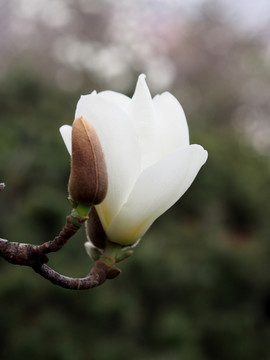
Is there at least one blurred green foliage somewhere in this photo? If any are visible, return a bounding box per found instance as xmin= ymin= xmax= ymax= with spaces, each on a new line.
xmin=1 ymin=68 xmax=270 ymax=360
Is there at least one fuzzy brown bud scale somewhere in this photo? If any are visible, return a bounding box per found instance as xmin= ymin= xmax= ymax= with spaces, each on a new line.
xmin=68 ymin=116 xmax=108 ymax=205
xmin=86 ymin=207 xmax=108 ymax=250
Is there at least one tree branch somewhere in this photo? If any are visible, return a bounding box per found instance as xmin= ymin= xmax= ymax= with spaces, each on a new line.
xmin=34 ymin=260 xmax=110 ymax=290
xmin=0 ymin=214 xmax=84 ymax=266
xmin=0 ymin=212 xmax=119 ymax=290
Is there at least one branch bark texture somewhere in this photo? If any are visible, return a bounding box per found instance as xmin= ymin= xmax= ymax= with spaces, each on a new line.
xmin=0 ymin=213 xmax=118 ymax=290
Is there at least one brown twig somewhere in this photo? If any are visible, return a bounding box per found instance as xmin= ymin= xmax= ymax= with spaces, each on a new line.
xmin=34 ymin=260 xmax=110 ymax=290
xmin=0 ymin=214 xmax=83 ymax=267
xmin=36 ymin=215 xmax=84 ymax=255
xmin=0 ymin=213 xmax=118 ymax=290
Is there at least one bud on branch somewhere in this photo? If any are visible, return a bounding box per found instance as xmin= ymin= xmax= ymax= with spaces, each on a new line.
xmin=69 ymin=116 xmax=108 ymax=206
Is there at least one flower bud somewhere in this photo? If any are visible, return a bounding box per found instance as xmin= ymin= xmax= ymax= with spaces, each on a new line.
xmin=68 ymin=116 xmax=108 ymax=205
xmin=85 ymin=207 xmax=108 ymax=250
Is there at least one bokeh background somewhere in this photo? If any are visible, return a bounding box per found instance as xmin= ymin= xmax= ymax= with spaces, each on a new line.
xmin=1 ymin=1 xmax=270 ymax=359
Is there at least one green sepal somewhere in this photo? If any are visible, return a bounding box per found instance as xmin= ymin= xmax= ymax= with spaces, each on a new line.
xmin=116 ymin=250 xmax=134 ymax=263
xmin=71 ymin=203 xmax=92 ymax=219
xmin=101 ymin=242 xmax=135 ymax=265
xmin=99 ymin=253 xmax=115 ymax=266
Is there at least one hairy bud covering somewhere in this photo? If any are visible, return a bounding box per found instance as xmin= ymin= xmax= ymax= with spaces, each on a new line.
xmin=68 ymin=117 xmax=108 ymax=205
xmin=86 ymin=207 xmax=108 ymax=250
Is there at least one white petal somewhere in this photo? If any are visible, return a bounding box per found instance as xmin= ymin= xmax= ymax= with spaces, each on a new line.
xmin=75 ymin=94 xmax=141 ymax=226
xmin=59 ymin=125 xmax=72 ymax=155
xmin=107 ymin=144 xmax=208 ymax=245
xmin=126 ymin=74 xmax=157 ymax=169
xmin=98 ymin=90 xmax=131 ymax=111
xmin=153 ymin=92 xmax=189 ymax=158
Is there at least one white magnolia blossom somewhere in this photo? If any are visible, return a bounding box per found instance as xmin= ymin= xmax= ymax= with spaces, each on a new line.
xmin=60 ymin=74 xmax=208 ymax=246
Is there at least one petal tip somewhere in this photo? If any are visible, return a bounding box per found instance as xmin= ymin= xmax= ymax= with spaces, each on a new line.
xmin=203 ymin=149 xmax=208 ymax=163
xmin=138 ymin=73 xmax=146 ymax=80
xmin=59 ymin=124 xmax=71 ymax=138
xmin=132 ymin=73 xmax=151 ymax=100
xmin=136 ymin=74 xmax=148 ymax=89
xmin=196 ymin=145 xmax=208 ymax=164
xmin=59 ymin=125 xmax=72 ymax=154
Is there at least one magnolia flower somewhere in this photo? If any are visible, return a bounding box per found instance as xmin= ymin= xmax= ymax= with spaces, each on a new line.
xmin=60 ymin=74 xmax=207 ymax=247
